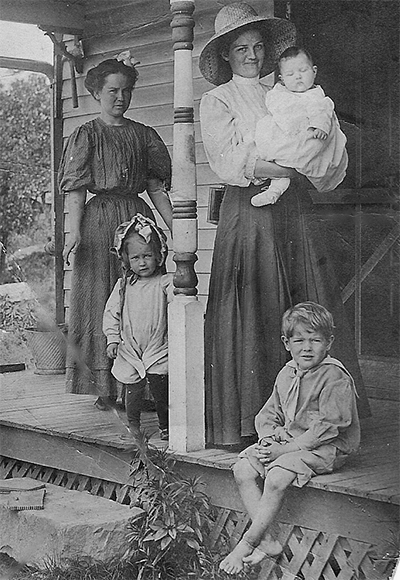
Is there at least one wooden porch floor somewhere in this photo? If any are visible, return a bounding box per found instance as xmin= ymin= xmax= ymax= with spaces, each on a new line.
xmin=0 ymin=368 xmax=399 ymax=507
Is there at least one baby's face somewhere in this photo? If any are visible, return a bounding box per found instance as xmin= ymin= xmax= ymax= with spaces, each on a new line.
xmin=279 ymin=53 xmax=317 ymax=93
xmin=282 ymin=323 xmax=333 ymax=371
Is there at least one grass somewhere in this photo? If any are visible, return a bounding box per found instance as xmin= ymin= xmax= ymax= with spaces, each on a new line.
xmin=3 ymin=556 xmax=260 ymax=580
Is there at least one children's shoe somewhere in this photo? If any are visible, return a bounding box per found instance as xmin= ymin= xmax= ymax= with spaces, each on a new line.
xmin=160 ymin=429 xmax=169 ymax=441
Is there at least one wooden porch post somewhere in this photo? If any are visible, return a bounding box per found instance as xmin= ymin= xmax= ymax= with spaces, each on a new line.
xmin=168 ymin=0 xmax=205 ymax=452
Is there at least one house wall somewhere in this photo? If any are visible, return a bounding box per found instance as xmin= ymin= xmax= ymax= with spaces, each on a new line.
xmin=58 ymin=0 xmax=400 ymax=366
xmin=60 ymin=0 xmax=273 ymax=314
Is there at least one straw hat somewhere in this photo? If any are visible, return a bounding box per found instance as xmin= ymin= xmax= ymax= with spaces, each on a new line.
xmin=199 ymin=2 xmax=297 ymax=86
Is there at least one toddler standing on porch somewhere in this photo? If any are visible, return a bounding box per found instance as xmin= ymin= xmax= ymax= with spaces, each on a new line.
xmin=103 ymin=214 xmax=173 ymax=442
xmin=220 ymin=301 xmax=360 ymax=574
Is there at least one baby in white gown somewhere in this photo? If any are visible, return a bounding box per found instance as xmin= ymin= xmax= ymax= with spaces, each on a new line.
xmin=252 ymin=47 xmax=348 ymax=207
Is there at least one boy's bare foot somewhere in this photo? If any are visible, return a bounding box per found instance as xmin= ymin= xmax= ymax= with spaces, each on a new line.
xmin=219 ymin=539 xmax=254 ymax=574
xmin=242 ymin=537 xmax=282 ymax=565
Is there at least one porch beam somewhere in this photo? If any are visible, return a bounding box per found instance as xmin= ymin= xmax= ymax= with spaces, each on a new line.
xmin=168 ymin=0 xmax=205 ymax=452
xmin=0 ymin=0 xmax=84 ymax=35
xmin=0 ymin=57 xmax=53 ymax=80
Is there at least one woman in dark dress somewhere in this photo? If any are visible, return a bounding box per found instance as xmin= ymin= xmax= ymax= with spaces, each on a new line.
xmin=58 ymin=55 xmax=172 ymax=406
xmin=199 ymin=3 xmax=370 ymax=447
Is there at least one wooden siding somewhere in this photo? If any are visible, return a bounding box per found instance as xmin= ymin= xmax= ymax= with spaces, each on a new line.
xmin=60 ymin=0 xmax=274 ymax=312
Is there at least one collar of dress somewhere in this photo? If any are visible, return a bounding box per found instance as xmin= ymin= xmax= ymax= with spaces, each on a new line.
xmin=231 ymin=73 xmax=260 ymax=86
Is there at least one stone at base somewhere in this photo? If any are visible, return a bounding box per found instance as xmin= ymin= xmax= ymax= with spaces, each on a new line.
xmin=0 ymin=478 xmax=142 ymax=567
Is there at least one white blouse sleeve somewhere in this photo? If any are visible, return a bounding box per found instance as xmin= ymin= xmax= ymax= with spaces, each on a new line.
xmin=200 ymin=92 xmax=257 ymax=187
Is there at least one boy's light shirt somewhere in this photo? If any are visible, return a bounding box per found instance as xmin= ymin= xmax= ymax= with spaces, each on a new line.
xmin=255 ymin=355 xmax=360 ymax=455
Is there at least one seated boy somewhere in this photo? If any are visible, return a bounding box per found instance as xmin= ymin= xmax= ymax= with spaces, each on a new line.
xmin=220 ymin=301 xmax=360 ymax=575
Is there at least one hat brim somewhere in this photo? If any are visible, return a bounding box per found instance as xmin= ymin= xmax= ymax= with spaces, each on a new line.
xmin=199 ymin=17 xmax=297 ymax=86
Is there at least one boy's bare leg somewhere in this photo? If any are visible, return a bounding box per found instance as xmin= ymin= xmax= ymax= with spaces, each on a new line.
xmin=234 ymin=459 xmax=283 ymax=553
xmin=220 ymin=464 xmax=295 ymax=574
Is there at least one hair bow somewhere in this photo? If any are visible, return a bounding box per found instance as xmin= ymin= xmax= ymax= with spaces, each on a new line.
xmin=114 ymin=50 xmax=140 ymax=68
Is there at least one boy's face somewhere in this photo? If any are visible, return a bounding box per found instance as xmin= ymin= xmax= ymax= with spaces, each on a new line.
xmin=282 ymin=323 xmax=333 ymax=371
xmin=124 ymin=236 xmax=158 ymax=278
xmin=279 ymin=53 xmax=317 ymax=93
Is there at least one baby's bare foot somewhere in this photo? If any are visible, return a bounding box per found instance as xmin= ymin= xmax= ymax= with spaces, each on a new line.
xmin=243 ymin=537 xmax=282 ymax=565
xmin=219 ymin=539 xmax=254 ymax=574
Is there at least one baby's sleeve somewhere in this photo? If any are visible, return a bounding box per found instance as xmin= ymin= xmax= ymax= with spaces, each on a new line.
xmin=307 ymin=96 xmax=335 ymax=134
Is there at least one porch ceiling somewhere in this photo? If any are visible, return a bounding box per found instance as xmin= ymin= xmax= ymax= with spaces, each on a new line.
xmin=1 ymin=0 xmax=84 ymax=34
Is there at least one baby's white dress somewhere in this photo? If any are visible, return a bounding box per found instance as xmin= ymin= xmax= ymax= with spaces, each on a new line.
xmin=255 ymin=83 xmax=348 ymax=192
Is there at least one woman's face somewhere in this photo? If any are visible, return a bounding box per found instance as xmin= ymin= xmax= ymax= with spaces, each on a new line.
xmin=223 ymin=29 xmax=264 ymax=79
xmin=95 ymin=73 xmax=133 ymax=124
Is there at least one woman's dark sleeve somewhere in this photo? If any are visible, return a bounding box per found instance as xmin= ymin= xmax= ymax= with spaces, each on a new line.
xmin=145 ymin=126 xmax=172 ymax=190
xmin=58 ymin=125 xmax=93 ymax=193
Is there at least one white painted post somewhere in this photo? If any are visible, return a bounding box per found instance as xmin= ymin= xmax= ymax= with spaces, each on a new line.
xmin=169 ymin=0 xmax=205 ymax=452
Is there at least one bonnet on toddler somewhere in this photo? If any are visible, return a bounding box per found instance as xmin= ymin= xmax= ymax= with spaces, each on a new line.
xmin=111 ymin=213 xmax=168 ymax=284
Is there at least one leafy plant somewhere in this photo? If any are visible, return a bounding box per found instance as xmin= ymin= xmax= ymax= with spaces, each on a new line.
xmin=123 ymin=434 xmax=219 ymax=579
xmin=0 ymin=294 xmax=39 ymax=333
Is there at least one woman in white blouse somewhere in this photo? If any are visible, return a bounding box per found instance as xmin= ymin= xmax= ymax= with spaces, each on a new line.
xmin=199 ymin=2 xmax=370 ymax=448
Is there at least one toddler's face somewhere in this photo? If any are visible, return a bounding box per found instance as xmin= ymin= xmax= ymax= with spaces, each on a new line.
xmin=279 ymin=53 xmax=317 ymax=93
xmin=282 ymin=323 xmax=333 ymax=371
xmin=124 ymin=235 xmax=159 ymax=278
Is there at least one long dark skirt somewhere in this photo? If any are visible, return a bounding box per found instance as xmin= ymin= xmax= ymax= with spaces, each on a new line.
xmin=65 ymin=193 xmax=155 ymax=396
xmin=205 ymin=181 xmax=370 ymax=447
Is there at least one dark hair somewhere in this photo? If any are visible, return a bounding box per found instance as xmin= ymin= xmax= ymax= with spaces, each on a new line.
xmin=84 ymin=59 xmax=139 ymax=96
xmin=218 ymin=23 xmax=264 ymax=58
xmin=281 ymin=301 xmax=335 ymax=341
xmin=278 ymin=46 xmax=314 ymax=72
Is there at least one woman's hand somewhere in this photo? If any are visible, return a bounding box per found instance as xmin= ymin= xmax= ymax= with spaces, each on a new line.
xmin=64 ymin=189 xmax=86 ymax=264
xmin=63 ymin=231 xmax=81 ymax=265
xmin=147 ymin=178 xmax=173 ymax=231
